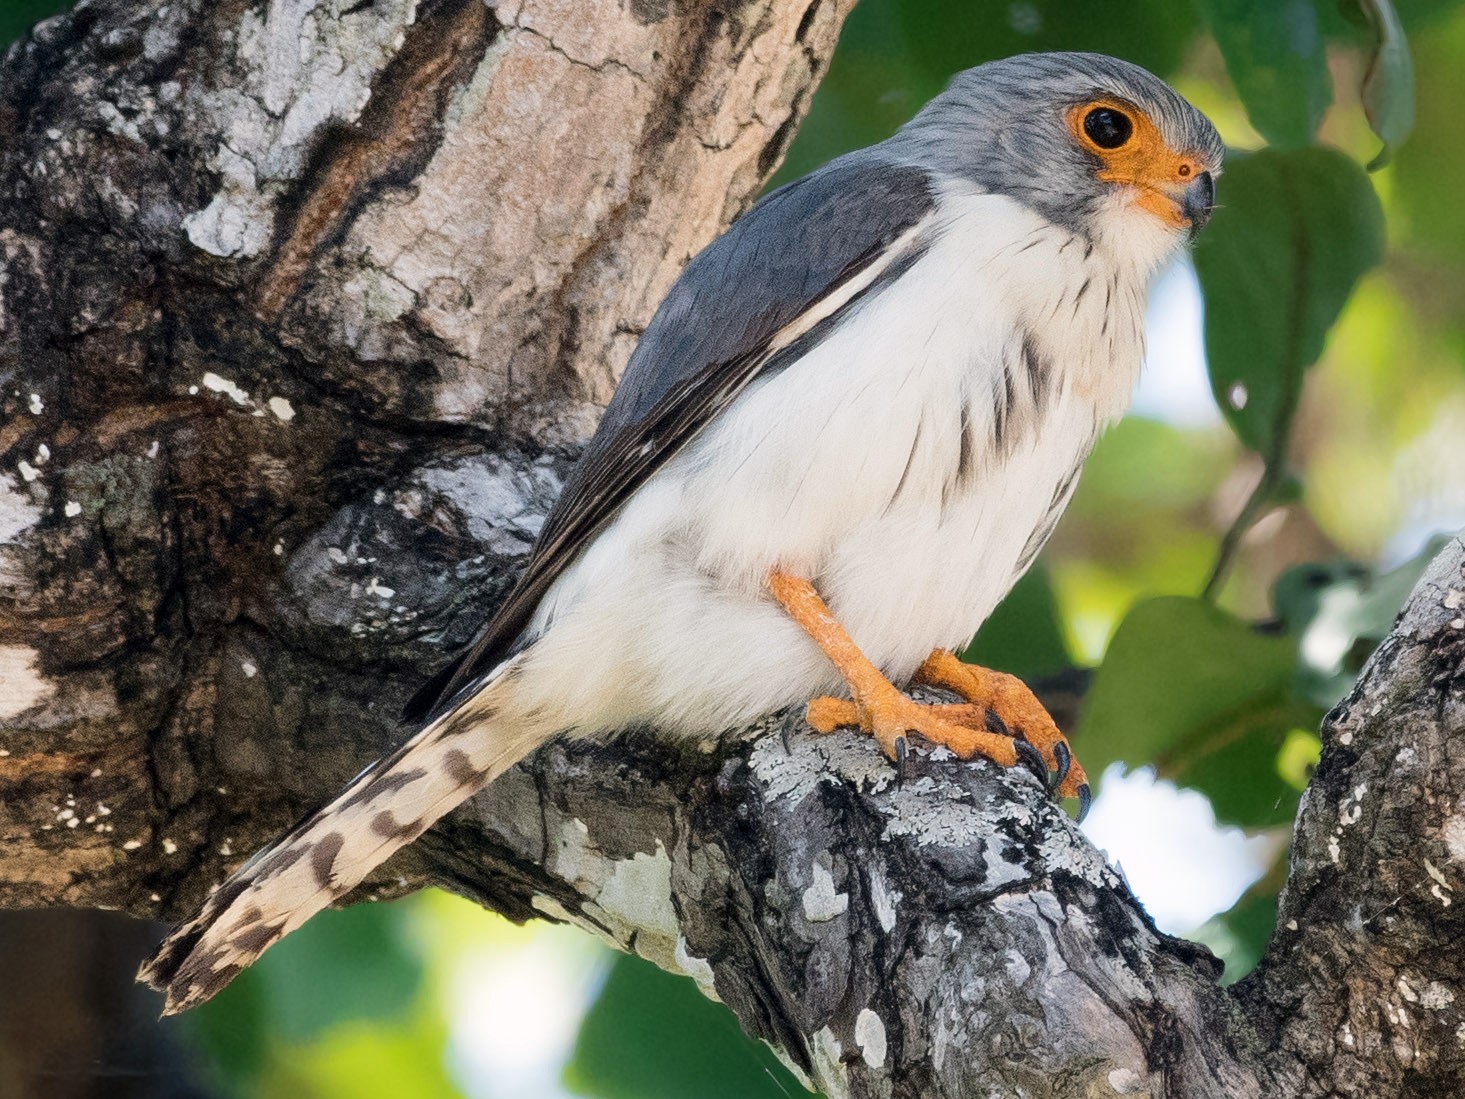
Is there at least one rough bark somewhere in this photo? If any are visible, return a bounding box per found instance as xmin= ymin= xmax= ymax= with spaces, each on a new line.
xmin=2 ymin=3 xmax=1464 ymax=1097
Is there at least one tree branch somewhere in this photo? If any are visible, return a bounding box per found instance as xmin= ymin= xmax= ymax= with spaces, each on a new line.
xmin=3 ymin=3 xmax=1464 ymax=1096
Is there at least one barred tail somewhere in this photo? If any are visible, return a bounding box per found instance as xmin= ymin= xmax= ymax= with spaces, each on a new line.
xmin=139 ymin=673 xmax=538 ymax=1014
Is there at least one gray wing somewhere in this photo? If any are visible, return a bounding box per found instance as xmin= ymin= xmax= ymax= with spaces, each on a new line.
xmin=404 ymin=153 xmax=937 ymax=723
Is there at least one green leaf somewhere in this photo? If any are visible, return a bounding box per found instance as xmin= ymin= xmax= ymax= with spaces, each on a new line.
xmin=565 ymin=954 xmax=813 ymax=1099
xmin=187 ymin=948 xmax=272 ymax=1091
xmin=1193 ymin=148 xmax=1385 ymax=456
xmin=1271 ymin=542 xmax=1441 ymax=706
xmin=1189 ymin=884 xmax=1280 ymax=983
xmin=1194 ymin=0 xmax=1331 ymax=148
xmin=264 ymin=1015 xmax=463 ymax=1099
xmin=960 ymin=566 xmax=1071 ymax=681
xmin=1276 ymin=728 xmax=1322 ymax=790
xmin=1177 ymin=720 xmax=1310 ymax=827
xmin=0 ymin=0 xmax=71 ymax=49
xmin=190 ymin=899 xmax=424 ymax=1086
xmin=892 ymin=0 xmax=1200 ymax=101
xmin=1077 ymin=597 xmax=1320 ymax=826
xmin=1349 ymin=0 xmax=1416 ymax=168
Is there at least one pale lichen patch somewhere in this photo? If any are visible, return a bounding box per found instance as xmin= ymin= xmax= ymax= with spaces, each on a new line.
xmin=749 ymin=729 xmax=893 ymax=810
xmin=766 ymin=1043 xmax=815 ymax=1093
xmin=869 ymin=866 xmax=900 ymax=932
xmin=183 ymin=0 xmax=419 ymax=258
xmin=0 ymin=473 xmax=43 ymax=544
xmin=749 ymin=733 xmax=824 ymax=807
xmin=802 ymin=862 xmax=849 ymax=923
xmin=1441 ymin=814 xmax=1465 ymax=864
xmin=809 ymin=1027 xmax=850 ymax=1099
xmin=0 ymin=646 xmax=54 ymax=721
xmin=585 ymin=840 xmax=681 ymax=971
xmin=1424 ymin=859 xmax=1453 ymax=906
xmin=1422 ymin=981 xmax=1456 ymax=1010
xmin=855 ymin=1007 xmax=887 ymax=1069
xmin=530 ymin=894 xmax=578 ymax=924
xmin=202 ymin=371 xmax=250 ymax=405
xmin=1108 ymin=1067 xmax=1146 ymax=1094
xmin=673 ymin=934 xmax=719 ymax=1002
xmin=365 ymin=576 xmax=396 ymax=599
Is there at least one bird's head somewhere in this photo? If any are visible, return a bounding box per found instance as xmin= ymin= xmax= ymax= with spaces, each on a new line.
xmin=898 ymin=52 xmax=1223 ymax=261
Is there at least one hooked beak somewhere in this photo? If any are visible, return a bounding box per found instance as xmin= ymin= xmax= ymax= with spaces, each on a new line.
xmin=1181 ymin=170 xmax=1215 ymax=240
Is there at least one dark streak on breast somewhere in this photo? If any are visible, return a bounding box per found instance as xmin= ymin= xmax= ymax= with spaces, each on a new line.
xmin=1014 ymin=451 xmax=1089 ymax=573
xmin=1073 ymin=275 xmax=1092 ymax=316
xmin=887 ymin=417 xmax=924 ymax=514
xmin=956 ymin=403 xmax=976 ymax=488
xmin=1022 ymin=330 xmax=1049 ymax=414
xmin=992 ymin=368 xmax=1011 ymax=458
xmin=1016 ymin=227 xmax=1050 ymax=255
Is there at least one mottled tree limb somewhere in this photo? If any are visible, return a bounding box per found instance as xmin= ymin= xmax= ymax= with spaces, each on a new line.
xmin=2 ymin=2 xmax=1464 ymax=1096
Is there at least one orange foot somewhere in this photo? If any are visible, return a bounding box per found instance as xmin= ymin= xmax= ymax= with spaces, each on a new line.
xmin=767 ymin=569 xmax=1055 ymax=800
xmin=914 ymin=650 xmax=1089 ymax=815
xmin=804 ymin=679 xmax=1048 ymax=784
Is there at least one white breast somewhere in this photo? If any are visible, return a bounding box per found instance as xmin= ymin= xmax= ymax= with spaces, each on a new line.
xmin=510 ymin=186 xmax=1150 ymax=741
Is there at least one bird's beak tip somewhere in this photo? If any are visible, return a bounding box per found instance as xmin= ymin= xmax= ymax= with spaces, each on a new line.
xmin=1182 ymin=170 xmax=1215 ymax=241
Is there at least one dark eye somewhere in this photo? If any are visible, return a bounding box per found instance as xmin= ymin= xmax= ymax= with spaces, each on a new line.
xmin=1083 ymin=107 xmax=1133 ymax=149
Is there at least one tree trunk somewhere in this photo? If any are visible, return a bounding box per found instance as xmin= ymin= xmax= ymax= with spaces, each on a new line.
xmin=2 ymin=3 xmax=1463 ymax=1096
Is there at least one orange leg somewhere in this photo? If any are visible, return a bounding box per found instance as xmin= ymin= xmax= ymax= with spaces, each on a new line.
xmin=767 ymin=569 xmax=1048 ymax=788
xmin=914 ymin=650 xmax=1089 ymax=809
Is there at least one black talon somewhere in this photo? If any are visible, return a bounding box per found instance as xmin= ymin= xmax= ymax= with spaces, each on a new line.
xmin=1050 ymin=741 xmax=1072 ymax=794
xmin=1013 ymin=739 xmax=1048 ymax=787
xmin=780 ymin=709 xmax=798 ymax=755
xmin=1076 ymin=783 xmax=1093 ymax=824
xmin=984 ymin=708 xmax=1012 ymax=738
xmin=894 ymin=735 xmax=908 ymax=787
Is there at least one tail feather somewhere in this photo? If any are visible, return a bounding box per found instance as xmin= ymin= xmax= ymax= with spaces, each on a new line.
xmin=139 ymin=677 xmax=539 ymax=1014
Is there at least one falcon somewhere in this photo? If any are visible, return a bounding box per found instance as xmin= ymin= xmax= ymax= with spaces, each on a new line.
xmin=141 ymin=51 xmax=1222 ymax=1012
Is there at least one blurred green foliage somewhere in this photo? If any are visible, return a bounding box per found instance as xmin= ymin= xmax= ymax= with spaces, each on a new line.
xmin=0 ymin=0 xmax=68 ymax=49
xmin=188 ymin=902 xmax=427 ymax=1094
xmin=1078 ymin=596 xmax=1318 ymax=828
xmin=7 ymin=0 xmax=1465 ymax=1094
xmin=1194 ymin=0 xmax=1334 ymax=148
xmin=1193 ymin=147 xmax=1385 ymax=457
xmin=565 ymin=954 xmax=803 ymax=1099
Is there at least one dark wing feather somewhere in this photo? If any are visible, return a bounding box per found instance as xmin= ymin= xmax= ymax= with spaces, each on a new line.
xmin=404 ymin=155 xmax=936 ymax=723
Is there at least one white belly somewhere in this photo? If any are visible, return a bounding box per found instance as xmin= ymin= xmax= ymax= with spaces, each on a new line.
xmin=509 ymin=190 xmax=1142 ymax=740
